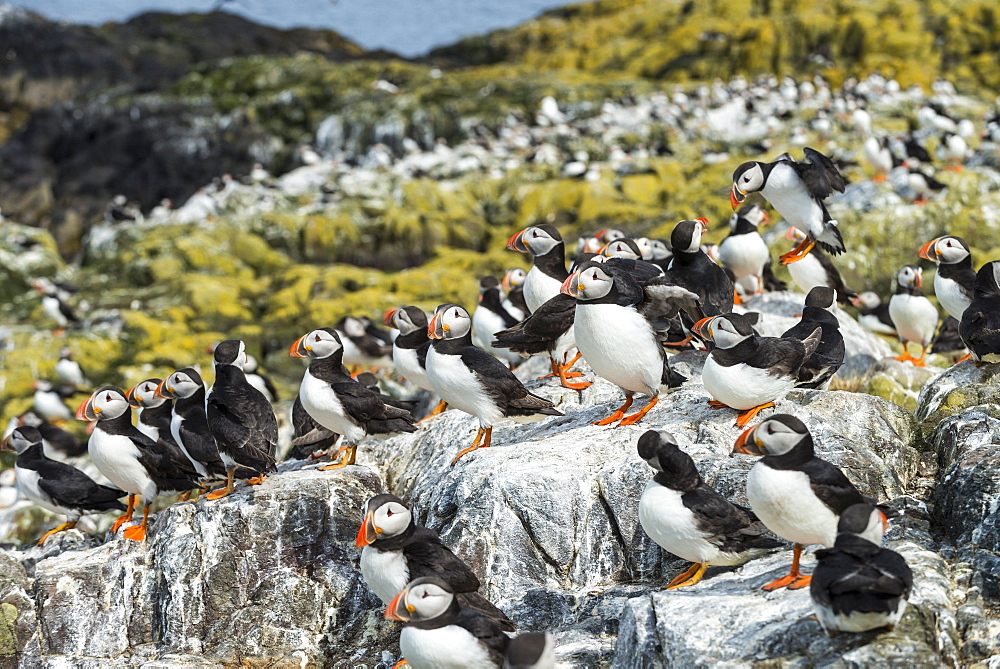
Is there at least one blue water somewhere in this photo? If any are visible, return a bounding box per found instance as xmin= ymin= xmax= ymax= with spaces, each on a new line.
xmin=13 ymin=0 xmax=584 ymax=57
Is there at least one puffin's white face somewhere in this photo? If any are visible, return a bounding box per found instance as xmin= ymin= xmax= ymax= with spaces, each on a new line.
xmin=853 ymin=291 xmax=881 ymax=309
xmin=2 ymin=428 xmax=38 ymax=455
xmin=502 ymin=268 xmax=526 ymax=290
xmin=90 ymin=388 xmax=131 ymax=420
xmin=129 ymin=380 xmax=166 ymax=408
xmin=602 ymin=240 xmax=640 ymax=260
xmin=520 ymin=227 xmax=560 ymax=256
xmin=370 ymin=500 xmax=411 ymax=539
xmin=701 ymin=316 xmax=751 ymax=349
xmin=243 ymin=352 xmax=258 ymax=373
xmin=856 ymin=508 xmax=888 ymax=545
xmin=749 ymin=418 xmax=803 ymax=456
xmin=728 ymin=212 xmax=740 ymax=231
xmin=400 ymin=582 xmax=454 ymax=621
xmin=577 ymin=236 xmax=602 ymax=254
xmin=430 ymin=305 xmax=472 ymax=340
xmin=343 ymin=317 xmax=367 ymax=338
xmin=162 ymin=371 xmax=201 ymax=399
xmin=897 ymin=265 xmax=922 ymax=289
xmin=936 ymin=237 xmax=969 ymax=264
xmin=565 ymin=265 xmax=613 ymax=300
xmin=34 ymin=380 xmax=55 ymax=393
xmin=735 ymin=163 xmax=765 ymax=194
xmin=297 ymin=329 xmax=342 ymax=358
xmin=679 ymin=222 xmax=705 ymax=254
xmin=387 ymin=308 xmax=421 ymax=336
xmin=599 ymin=228 xmax=626 ymax=243
xmin=636 ymin=238 xmax=670 ymax=261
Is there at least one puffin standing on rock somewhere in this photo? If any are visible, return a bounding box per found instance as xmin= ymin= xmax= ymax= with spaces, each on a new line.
xmin=291 ymin=328 xmax=417 ymax=469
xmin=637 ymin=431 xmax=782 ymax=589
xmin=157 ymin=368 xmax=228 ymax=488
xmin=780 ymin=286 xmax=845 ymax=389
xmin=733 ymin=414 xmax=869 ymax=590
xmin=693 ymin=313 xmax=821 ymax=426
xmin=888 ymin=265 xmax=939 ymax=366
xmin=426 ymin=304 xmax=562 ymax=465
xmin=811 ymin=503 xmax=912 ymax=636
xmin=2 ymin=425 xmax=126 ymax=544
xmin=719 ymin=204 xmax=772 ymax=297
xmin=204 ymin=340 xmax=278 ymax=499
xmin=731 ymin=148 xmax=847 ymax=264
xmin=384 ymin=306 xmax=448 ymax=420
xmin=959 ymin=261 xmax=1000 ymax=365
xmin=918 ymin=234 xmax=976 ymax=322
xmin=78 ymin=386 xmax=199 ymax=541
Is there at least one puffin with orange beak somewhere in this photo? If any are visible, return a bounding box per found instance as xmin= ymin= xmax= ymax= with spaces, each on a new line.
xmin=693 ymin=313 xmax=820 ymax=427
xmin=385 ymin=577 xmax=511 ymax=669
xmin=79 ymin=386 xmax=199 ymax=541
xmin=917 ymin=234 xmax=975 ymax=322
xmin=888 ymin=265 xmax=939 ymax=366
xmin=156 ymin=368 xmax=228 ymax=485
xmin=733 ymin=414 xmax=868 ymax=591
xmin=426 ymin=304 xmax=562 ymax=465
xmin=664 ymin=219 xmax=734 ymax=323
xmin=500 ymin=268 xmax=529 ymax=321
xmin=731 ymin=148 xmax=847 ymax=265
xmin=719 ymin=203 xmax=772 ymax=298
xmin=383 ymin=306 xmax=447 ymax=422
xmin=291 ymin=327 xmax=417 ymax=470
xmin=810 ymin=503 xmax=912 ymax=635
xmin=357 ymin=493 xmax=514 ymax=629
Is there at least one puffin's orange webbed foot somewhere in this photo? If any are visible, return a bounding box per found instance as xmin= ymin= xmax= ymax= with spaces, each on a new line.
xmin=735 ymin=402 xmax=775 ymax=428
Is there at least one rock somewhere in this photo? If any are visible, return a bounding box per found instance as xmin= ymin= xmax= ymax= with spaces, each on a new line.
xmin=915 ymin=361 xmax=1000 ymax=430
xmin=862 ymin=358 xmax=941 ymax=413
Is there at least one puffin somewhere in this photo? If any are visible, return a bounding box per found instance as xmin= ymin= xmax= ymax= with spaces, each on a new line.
xmin=290 ymin=328 xmax=417 ymax=469
xmin=692 ymin=313 xmax=820 ymax=427
xmin=938 ymin=131 xmax=968 ymax=170
xmin=16 ymin=410 xmax=86 ymax=459
xmin=156 ymin=368 xmax=228 ymax=483
xmin=506 ymin=224 xmax=569 ymax=313
xmin=505 ymin=632 xmax=556 ymax=669
xmin=888 ymin=265 xmax=939 ymax=366
xmin=636 ymin=430 xmax=782 ymax=589
xmin=784 ymin=227 xmax=857 ymax=305
xmin=336 ymin=315 xmax=393 ymax=370
xmin=733 ymin=414 xmax=868 ymax=590
xmin=811 ymin=503 xmax=913 ymax=636
xmin=731 ymin=148 xmax=847 ymax=264
xmin=31 ymin=380 xmax=74 ymax=423
xmin=77 ymin=386 xmax=199 ymax=541
xmin=918 ymin=235 xmax=976 ymax=322
xmin=780 ymin=286 xmax=845 ymax=389
xmin=635 ymin=237 xmax=673 ymax=273
xmin=561 ymin=261 xmax=695 ymax=425
xmin=356 ymin=493 xmax=514 ymax=629
xmin=862 ymin=135 xmax=896 ymax=182
xmin=600 ymin=237 xmax=645 ymax=261
xmin=33 ymin=280 xmax=80 ymax=332
xmin=2 ymin=425 xmax=126 ymax=544
xmin=501 ymin=268 xmax=529 ymax=321
xmin=385 ymin=577 xmax=511 ymax=669
xmin=472 ymin=276 xmax=523 ymax=368
xmin=426 ymin=304 xmax=562 ymax=465
xmin=959 ymin=261 xmax=1000 ymax=364
xmin=55 ymin=347 xmax=88 ymax=389
xmin=719 ymin=204 xmax=771 ymax=297
xmin=288 ymin=395 xmax=339 ymax=461
xmin=126 ymin=378 xmax=174 ymax=444
xmin=205 ymin=340 xmax=278 ymax=499
xmin=666 ymin=219 xmax=734 ymax=319
xmin=905 ymin=163 xmax=946 ymax=204
xmin=384 ymin=306 xmax=448 ymax=420
xmin=851 ymin=292 xmax=897 ymax=336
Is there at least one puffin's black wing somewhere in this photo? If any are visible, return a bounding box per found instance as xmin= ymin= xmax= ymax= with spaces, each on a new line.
xmin=404 ymin=527 xmax=481 ymax=592
xmin=960 ymin=308 xmax=1000 ymax=356
xmin=794 ymin=147 xmax=848 ymax=199
xmin=415 ymin=340 xmax=431 ymax=369
xmin=207 ymin=396 xmax=278 ymax=468
xmin=800 ymin=458 xmax=866 ymax=515
xmin=813 ymin=251 xmax=857 ymax=304
xmin=58 ymin=300 xmax=80 ymax=324
xmin=683 ymin=486 xmax=782 ymax=553
xmin=327 ymin=380 xmax=394 ymax=423
xmin=462 ymin=346 xmax=559 ymax=415
xmin=176 ymin=418 xmax=226 ymax=475
xmin=812 ymin=546 xmax=912 ymax=614
xmin=36 ymin=464 xmax=125 ymax=511
xmin=742 ymin=331 xmax=819 ymax=377
xmin=492 ymin=295 xmax=574 ymax=356
xmin=130 ymin=428 xmax=200 ymax=486
xmin=452 ymin=608 xmax=510 ymax=666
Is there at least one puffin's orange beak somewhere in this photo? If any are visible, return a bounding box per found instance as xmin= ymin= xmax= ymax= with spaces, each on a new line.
xmin=560 ymin=271 xmax=580 ymax=297
xmin=501 ymin=274 xmax=512 ymax=290
xmin=289 ymin=334 xmax=311 ymax=357
xmin=914 ymin=270 xmax=923 ymax=289
xmin=125 ymin=385 xmax=142 ymax=408
xmin=427 ymin=313 xmax=441 ymax=339
xmin=0 ymin=435 xmax=12 ymax=452
xmin=383 ymin=308 xmax=399 ymax=327
xmin=761 ymin=210 xmax=771 ymax=225
xmin=154 ymin=379 xmax=174 ymax=399
xmin=730 ymin=184 xmax=745 ymax=209
xmin=76 ymin=396 xmax=98 ymax=422
xmin=385 ymin=589 xmax=412 ymax=621
xmin=917 ymin=238 xmax=940 ymax=262
xmin=356 ymin=510 xmax=380 ymax=547
xmin=695 ymin=217 xmax=710 ymax=232
xmin=691 ymin=316 xmax=714 ymax=340
xmin=733 ymin=424 xmax=763 ymax=455
xmin=784 ymin=226 xmax=803 ymax=242
xmin=506 ymin=229 xmax=529 ymax=253
xmin=880 ymin=510 xmax=890 ymax=531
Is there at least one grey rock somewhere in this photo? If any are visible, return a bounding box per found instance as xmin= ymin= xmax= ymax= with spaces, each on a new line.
xmin=915 ymin=361 xmax=1000 ymax=428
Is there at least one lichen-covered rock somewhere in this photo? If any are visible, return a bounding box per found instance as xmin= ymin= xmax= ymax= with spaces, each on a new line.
xmin=862 ymin=358 xmax=940 ymax=413
xmin=915 ymin=361 xmax=1000 ymax=429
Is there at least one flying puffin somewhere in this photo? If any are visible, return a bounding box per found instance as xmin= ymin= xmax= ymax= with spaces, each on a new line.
xmin=506 ymin=224 xmax=569 ymax=313
xmin=205 ymin=340 xmax=278 ymax=499
xmin=156 ymin=368 xmax=228 ymax=484
xmin=501 ymin=268 xmax=529 ymax=321
xmin=505 ymin=632 xmax=556 ymax=669
xmin=636 ymin=430 xmax=782 ymax=588
xmin=77 ymin=386 xmax=199 ymax=541
xmin=731 ymin=147 xmax=847 ymax=264
xmin=733 ymin=414 xmax=868 ymax=590
xmin=959 ymin=261 xmax=1000 ymax=365
xmin=55 ymin=347 xmax=88 ymax=389
xmin=288 ymin=395 xmax=339 ymax=461
xmin=666 ymin=219 xmax=734 ymax=319
xmin=472 ymin=276 xmax=523 ymax=368
xmin=918 ymin=235 xmax=976 ymax=322
xmin=2 ymin=425 xmax=126 ymax=544
xmin=811 ymin=503 xmax=912 ymax=636
xmin=426 ymin=304 xmax=562 ymax=465
xmin=783 ymin=227 xmax=857 ymax=305
xmin=693 ymin=313 xmax=820 ymax=426
xmin=561 ymin=261 xmax=695 ymax=425
xmin=719 ymin=204 xmax=771 ymax=297
xmin=384 ymin=306 xmax=448 ymax=420
xmin=356 ymin=493 xmax=514 ymax=629
xmin=780 ymin=286 xmax=845 ymax=389
xmin=888 ymin=265 xmax=939 ymax=366
xmin=33 ymin=280 xmax=80 ymax=333
xmin=31 ymin=380 xmax=74 ymax=423
xmin=16 ymin=410 xmax=86 ymax=459
xmin=851 ymin=292 xmax=897 ymax=336
xmin=385 ymin=577 xmax=511 ymax=669
xmin=290 ymin=328 xmax=417 ymax=469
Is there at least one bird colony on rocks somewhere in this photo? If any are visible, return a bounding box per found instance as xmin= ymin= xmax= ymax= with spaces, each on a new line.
xmin=1 ymin=67 xmax=1000 ymax=667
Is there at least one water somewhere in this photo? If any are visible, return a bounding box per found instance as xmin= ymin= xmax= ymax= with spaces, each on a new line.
xmin=13 ymin=0 xmax=585 ymax=57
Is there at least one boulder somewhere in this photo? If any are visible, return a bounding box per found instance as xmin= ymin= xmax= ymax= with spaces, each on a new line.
xmin=915 ymin=361 xmax=1000 ymax=430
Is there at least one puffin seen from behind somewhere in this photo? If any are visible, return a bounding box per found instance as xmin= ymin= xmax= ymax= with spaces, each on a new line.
xmin=291 ymin=328 xmax=417 ymax=469
xmin=692 ymin=313 xmax=821 ymax=427
xmin=385 ymin=576 xmax=510 ymax=669
xmin=733 ymin=414 xmax=868 ymax=590
xmin=356 ymin=493 xmax=514 ymax=630
xmin=888 ymin=265 xmax=939 ymax=366
xmin=426 ymin=304 xmax=562 ymax=465
xmin=918 ymin=234 xmax=976 ymax=322
xmin=156 ymin=368 xmax=228 ymax=484
xmin=78 ymin=386 xmax=199 ymax=541
xmin=636 ymin=430 xmax=783 ymax=589
xmin=811 ymin=503 xmax=912 ymax=635
xmin=780 ymin=286 xmax=845 ymax=389
xmin=204 ymin=340 xmax=278 ymax=500
xmin=561 ymin=260 xmax=695 ymax=425
xmin=959 ymin=261 xmax=1000 ymax=365
xmin=287 ymin=394 xmax=339 ymax=461
xmin=2 ymin=425 xmax=126 ymax=544
xmin=731 ymin=147 xmax=847 ymax=264
xmin=384 ymin=306 xmax=448 ymax=421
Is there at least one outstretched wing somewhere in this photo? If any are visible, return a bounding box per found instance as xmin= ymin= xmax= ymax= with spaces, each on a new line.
xmin=792 ymin=147 xmax=848 ymax=199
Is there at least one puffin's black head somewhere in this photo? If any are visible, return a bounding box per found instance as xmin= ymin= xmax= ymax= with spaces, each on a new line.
xmin=561 ymin=262 xmax=614 ymax=301
xmin=731 ymin=161 xmax=765 ymax=208
xmin=383 ymin=305 xmax=428 ymax=335
xmin=670 ymin=219 xmax=708 ymax=254
xmin=213 ymin=339 xmax=246 ymax=367
xmin=637 ymin=430 xmax=701 ymax=490
xmin=733 ymin=414 xmax=812 ymax=458
xmin=804 ymin=286 xmax=837 ymax=311
xmin=157 ymin=367 xmax=204 ymax=399
xmin=976 ymin=261 xmax=1000 ymax=297
xmin=1 ymin=425 xmax=43 ymax=454
xmin=357 ymin=493 xmax=412 ymax=546
xmin=289 ymin=328 xmax=342 ymax=359
xmin=428 ymin=303 xmax=471 ymax=340
xmin=601 ymin=238 xmax=642 ymax=260
xmin=837 ymin=503 xmax=888 ymax=545
xmin=478 ymin=276 xmax=500 ymax=295
xmin=385 ymin=576 xmax=455 ymax=623
xmin=77 ymin=385 xmax=130 ymax=422
xmin=918 ymin=235 xmax=970 ymax=265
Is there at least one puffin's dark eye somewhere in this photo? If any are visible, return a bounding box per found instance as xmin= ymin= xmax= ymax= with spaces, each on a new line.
xmin=766 ymin=424 xmax=774 ymax=434
xmin=314 ymin=334 xmax=321 ymax=342
xmin=386 ymin=509 xmax=393 ymax=516
xmin=422 ymin=591 xmax=429 ymax=598
xmin=105 ymin=394 xmax=112 ymax=402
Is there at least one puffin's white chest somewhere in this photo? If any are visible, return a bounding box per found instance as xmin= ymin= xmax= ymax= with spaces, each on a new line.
xmin=14 ymin=466 xmax=65 ymax=516
xmin=888 ymin=293 xmax=938 ymax=346
xmin=719 ymin=232 xmax=769 ymax=279
xmin=425 ymin=348 xmax=502 ymax=427
xmin=42 ymin=296 xmax=68 ymax=327
xmin=702 ymin=354 xmax=796 ymax=410
xmin=746 ymin=463 xmax=838 ymax=547
xmin=638 ymin=481 xmax=715 ymax=564
xmin=399 ymin=625 xmax=494 ymax=669
xmin=393 ymin=345 xmax=434 ymax=392
xmin=360 ymin=546 xmax=410 ymax=605
xmin=787 ymin=253 xmax=829 ymax=295
xmin=934 ymin=274 xmax=971 ymax=322
xmin=574 ymin=303 xmax=661 ymax=396
xmin=523 ymin=266 xmax=563 ymax=313
xmin=170 ymin=413 xmax=208 ymax=478
xmin=299 ymin=370 xmax=366 ymax=444
xmin=88 ymin=430 xmax=155 ymax=498
xmin=762 ymin=163 xmax=825 ymax=237
xmin=33 ymin=391 xmax=72 ymax=422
